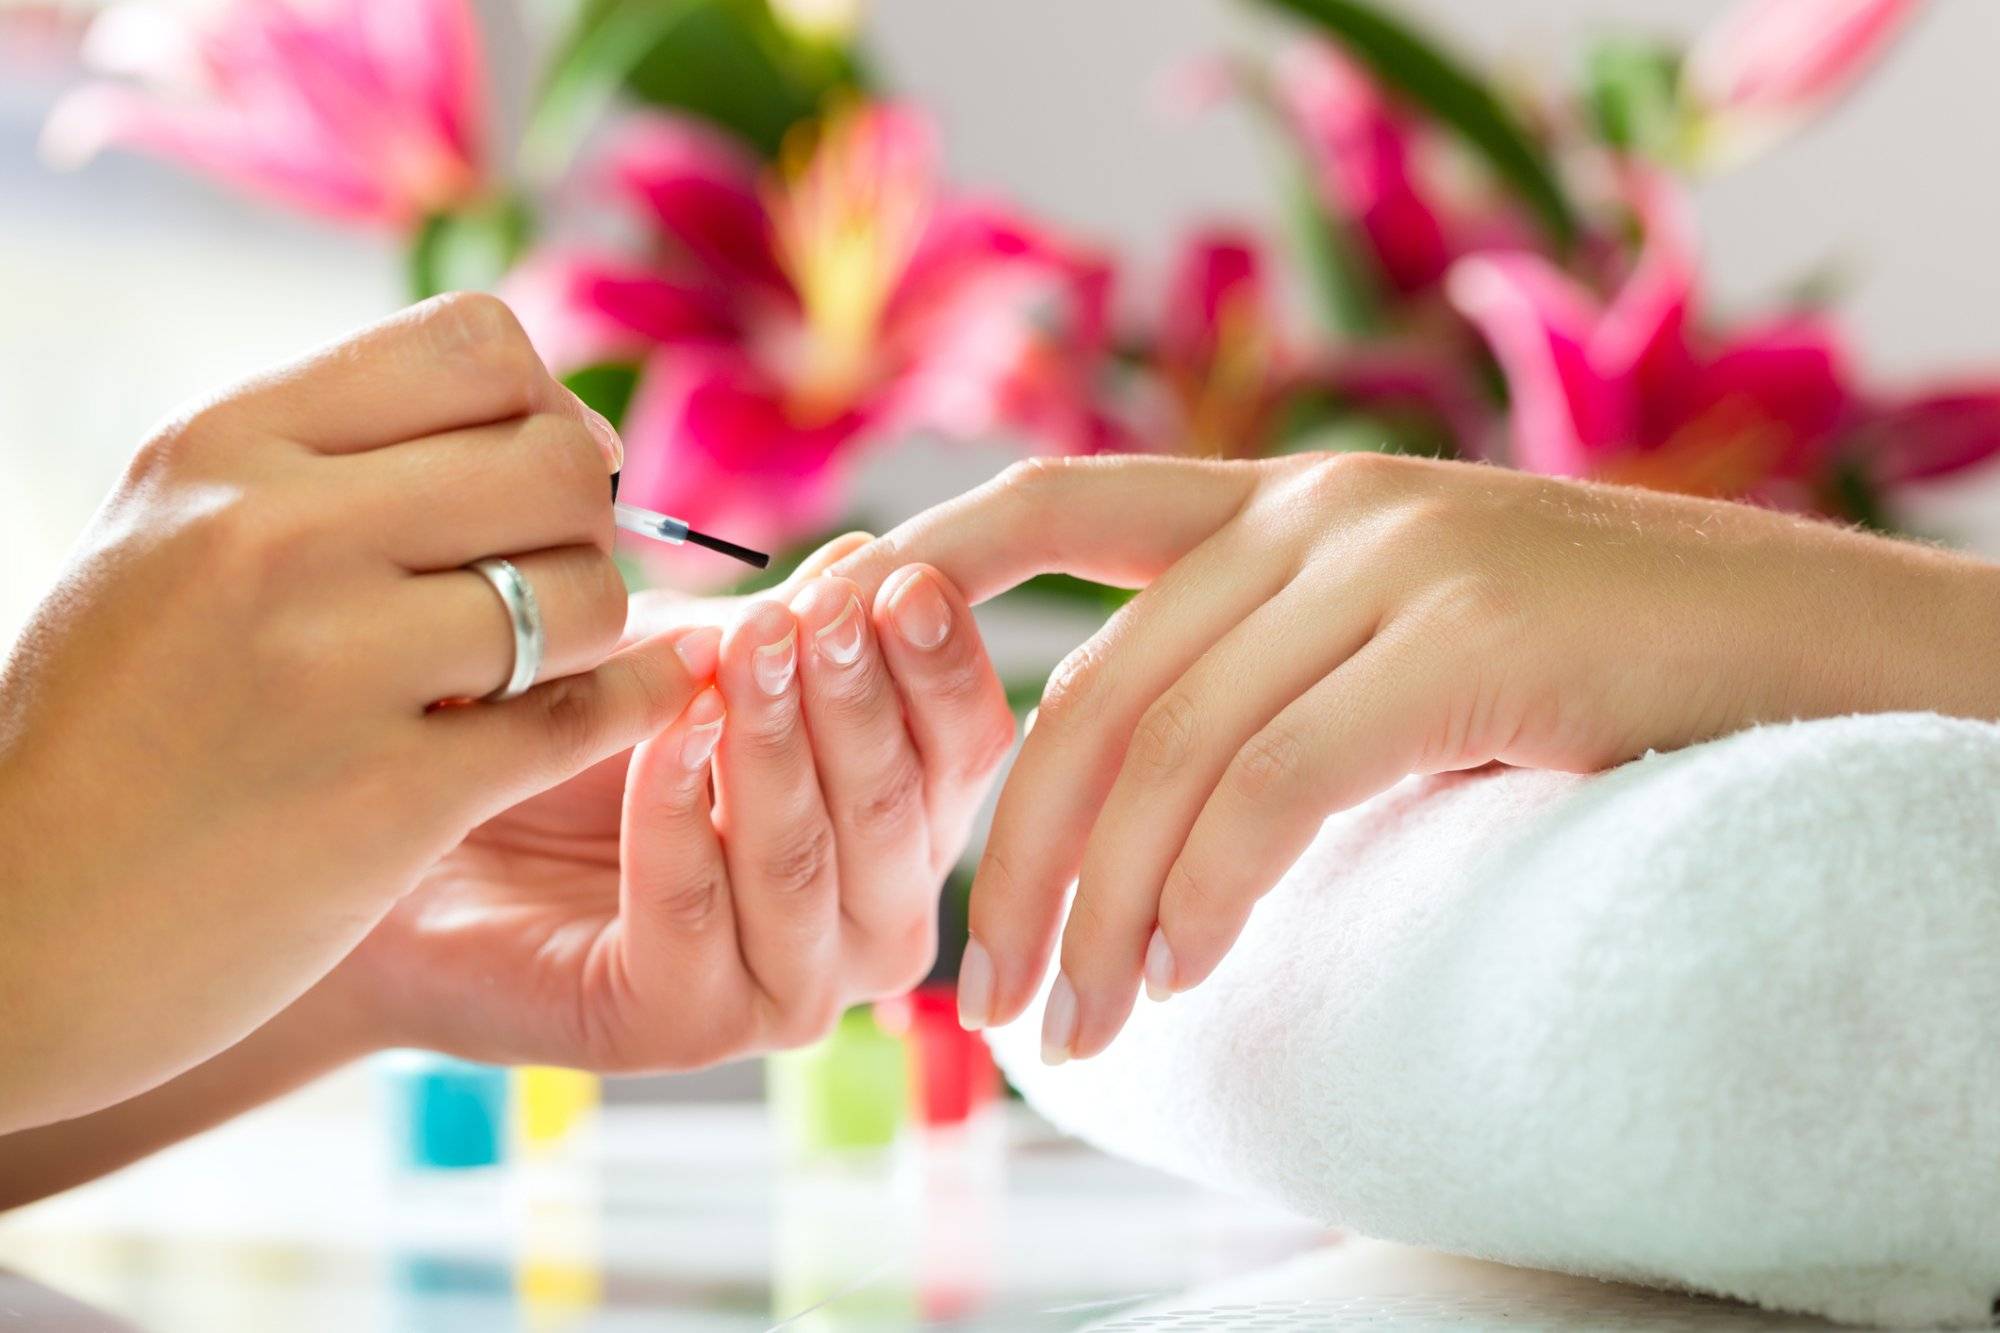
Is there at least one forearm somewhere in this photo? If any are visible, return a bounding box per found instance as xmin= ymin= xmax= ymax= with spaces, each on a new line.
xmin=0 ymin=969 xmax=385 ymax=1210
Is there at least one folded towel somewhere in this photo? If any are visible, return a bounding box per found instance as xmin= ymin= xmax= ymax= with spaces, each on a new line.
xmin=990 ymin=712 xmax=2000 ymax=1328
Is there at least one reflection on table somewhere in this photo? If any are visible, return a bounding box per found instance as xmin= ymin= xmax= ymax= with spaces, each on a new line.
xmin=0 ymin=1081 xmax=1323 ymax=1331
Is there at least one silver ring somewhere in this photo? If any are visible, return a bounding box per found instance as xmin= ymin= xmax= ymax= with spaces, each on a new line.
xmin=466 ymin=557 xmax=544 ymax=702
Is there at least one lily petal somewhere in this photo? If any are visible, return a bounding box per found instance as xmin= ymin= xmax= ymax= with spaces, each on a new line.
xmin=1448 ymin=252 xmax=1632 ymax=476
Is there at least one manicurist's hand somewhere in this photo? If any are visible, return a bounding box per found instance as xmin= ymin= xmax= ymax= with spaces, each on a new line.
xmin=0 ymin=295 xmax=699 ymax=1130
xmin=829 ymin=452 xmax=2000 ymax=1063
xmin=332 ymin=535 xmax=1016 ymax=1071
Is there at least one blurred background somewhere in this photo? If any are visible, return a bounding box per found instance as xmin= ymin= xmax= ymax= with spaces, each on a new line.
xmin=8 ymin=1 xmax=2000 ymax=639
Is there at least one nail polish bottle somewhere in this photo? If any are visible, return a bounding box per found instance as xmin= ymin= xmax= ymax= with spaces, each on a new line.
xmin=766 ymin=1006 xmax=909 ymax=1157
xmin=875 ymin=982 xmax=999 ymax=1130
xmin=379 ymin=1051 xmax=509 ymax=1170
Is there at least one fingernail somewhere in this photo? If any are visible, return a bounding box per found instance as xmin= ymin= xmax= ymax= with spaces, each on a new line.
xmin=957 ymin=938 xmax=994 ymax=1030
xmin=674 ymin=627 xmax=721 ymax=680
xmin=1143 ymin=927 xmax=1175 ymax=1003
xmin=813 ymin=595 xmax=866 ymax=667
xmin=1041 ymin=972 xmax=1078 ymax=1066
xmin=891 ymin=570 xmax=951 ymax=650
xmin=681 ymin=690 xmax=724 ymax=769
xmin=753 ymin=627 xmax=797 ymax=697
xmin=584 ymin=407 xmax=623 ymax=472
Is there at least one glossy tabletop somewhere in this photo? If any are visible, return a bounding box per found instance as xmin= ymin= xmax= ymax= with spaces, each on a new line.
xmin=0 ymin=1078 xmax=1852 ymax=1331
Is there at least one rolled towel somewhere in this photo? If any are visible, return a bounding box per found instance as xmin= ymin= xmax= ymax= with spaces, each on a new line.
xmin=990 ymin=712 xmax=2000 ymax=1328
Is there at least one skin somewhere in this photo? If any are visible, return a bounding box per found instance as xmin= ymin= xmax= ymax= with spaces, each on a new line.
xmin=826 ymin=451 xmax=2000 ymax=1065
xmin=0 ymin=298 xmax=1016 ymax=1191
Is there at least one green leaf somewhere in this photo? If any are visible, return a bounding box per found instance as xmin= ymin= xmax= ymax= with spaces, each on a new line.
xmin=1248 ymin=0 xmax=1578 ymax=249
xmin=1280 ymin=137 xmax=1384 ymax=336
xmin=524 ymin=0 xmax=704 ymax=178
xmin=1008 ymin=573 xmax=1133 ymax=615
xmin=1826 ymin=456 xmax=1893 ymax=533
xmin=561 ymin=361 xmax=643 ymax=429
xmin=407 ymin=196 xmax=534 ymax=301
xmin=533 ymin=0 xmax=853 ymax=168
xmin=1583 ymin=36 xmax=1682 ymax=159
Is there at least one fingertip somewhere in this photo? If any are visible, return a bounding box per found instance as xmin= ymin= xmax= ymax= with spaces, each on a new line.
xmin=722 ymin=599 xmax=799 ymax=703
xmin=673 ymin=625 xmax=722 ymax=681
xmin=877 ymin=566 xmax=955 ymax=653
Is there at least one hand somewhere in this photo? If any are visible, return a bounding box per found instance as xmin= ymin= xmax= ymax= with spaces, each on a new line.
xmin=0 ymin=295 xmax=698 ymax=1129
xmin=829 ymin=452 xmax=2000 ymax=1062
xmin=337 ymin=539 xmax=1017 ymax=1071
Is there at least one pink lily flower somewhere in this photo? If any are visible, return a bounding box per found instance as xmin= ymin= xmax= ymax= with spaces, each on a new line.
xmin=42 ymin=0 xmax=487 ymax=229
xmin=1271 ymin=41 xmax=1526 ymax=306
xmin=1853 ymin=387 xmax=2000 ymax=490
xmin=1685 ymin=0 xmax=1923 ymax=166
xmin=1447 ymin=174 xmax=1856 ymax=508
xmin=1152 ymin=228 xmax=1289 ymax=457
xmin=513 ymin=104 xmax=1112 ymax=557
xmin=1135 ymin=226 xmax=1493 ymax=460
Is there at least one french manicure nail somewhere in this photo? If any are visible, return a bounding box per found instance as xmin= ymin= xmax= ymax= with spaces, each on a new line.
xmin=584 ymin=407 xmax=623 ymax=472
xmin=674 ymin=627 xmax=721 ymax=680
xmin=681 ymin=720 xmax=723 ymax=770
xmin=1143 ymin=927 xmax=1176 ymax=1003
xmin=1041 ymin=972 xmax=1078 ymax=1066
xmin=957 ymin=938 xmax=994 ymax=1030
xmin=891 ymin=570 xmax=951 ymax=650
xmin=753 ymin=627 xmax=796 ymax=697
xmin=814 ymin=596 xmax=866 ymax=667
xmin=679 ymin=688 xmax=724 ymax=768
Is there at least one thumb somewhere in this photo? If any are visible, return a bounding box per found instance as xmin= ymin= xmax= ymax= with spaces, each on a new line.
xmin=432 ymin=630 xmax=711 ymax=811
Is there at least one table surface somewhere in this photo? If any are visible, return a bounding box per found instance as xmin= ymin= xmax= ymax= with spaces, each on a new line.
xmin=0 ymin=1085 xmax=1849 ymax=1331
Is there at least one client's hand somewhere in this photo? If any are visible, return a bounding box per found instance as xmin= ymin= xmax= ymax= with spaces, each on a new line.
xmin=335 ymin=538 xmax=1015 ymax=1071
xmin=830 ymin=452 xmax=2000 ymax=1062
xmin=0 ymin=295 xmax=696 ymax=1129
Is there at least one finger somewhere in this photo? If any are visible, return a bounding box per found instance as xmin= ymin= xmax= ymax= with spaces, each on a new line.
xmin=872 ymin=566 xmax=1015 ymax=870
xmin=397 ymin=545 xmax=629 ymax=706
xmin=711 ymin=600 xmax=843 ymax=1044
xmin=424 ymin=628 xmax=709 ymax=818
xmin=231 ymin=293 xmax=622 ymax=459
xmin=828 ymin=455 xmax=1264 ymax=606
xmin=789 ymin=576 xmax=936 ymax=995
xmin=1055 ymin=572 xmax=1382 ymax=1061
xmin=1160 ymin=628 xmax=1447 ymax=996
xmin=616 ymin=678 xmax=759 ymax=1066
xmin=352 ymin=413 xmax=615 ymax=571
xmin=958 ymin=518 xmax=1289 ymax=1033
xmin=783 ymin=531 xmax=875 ymax=591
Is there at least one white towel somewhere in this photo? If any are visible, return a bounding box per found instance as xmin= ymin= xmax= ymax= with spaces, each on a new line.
xmin=990 ymin=713 xmax=2000 ymax=1328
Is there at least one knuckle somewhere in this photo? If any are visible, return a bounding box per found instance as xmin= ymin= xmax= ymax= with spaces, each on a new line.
xmin=424 ymin=291 xmax=530 ymax=360
xmin=533 ymin=675 xmax=604 ymax=775
xmin=997 ymin=454 xmax=1072 ymax=499
xmin=967 ymin=847 xmax=1023 ymax=940
xmin=737 ymin=702 xmax=800 ymax=759
xmin=1038 ymin=639 xmax=1109 ymax=732
xmin=1129 ymin=691 xmax=1200 ymax=779
xmin=1160 ymin=856 xmax=1224 ymax=924
xmin=1061 ymin=888 xmax=1115 ymax=953
xmin=643 ymin=866 xmax=726 ymax=932
xmin=845 ymin=753 xmax=926 ymax=841
xmin=757 ymin=820 xmax=835 ymax=897
xmin=1231 ymin=725 xmax=1304 ymax=804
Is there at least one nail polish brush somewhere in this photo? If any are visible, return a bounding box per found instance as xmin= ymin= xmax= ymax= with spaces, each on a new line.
xmin=610 ymin=473 xmax=770 ymax=569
